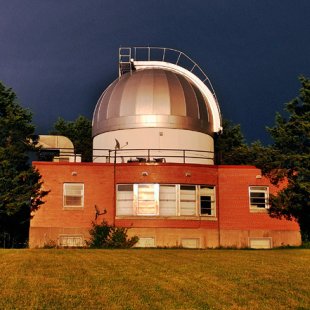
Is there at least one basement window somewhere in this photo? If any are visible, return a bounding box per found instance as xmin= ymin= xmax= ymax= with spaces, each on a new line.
xmin=181 ymin=238 xmax=200 ymax=249
xmin=59 ymin=235 xmax=84 ymax=247
xmin=134 ymin=237 xmax=156 ymax=248
xmin=249 ymin=186 xmax=269 ymax=211
xmin=249 ymin=237 xmax=272 ymax=249
xmin=63 ymin=183 xmax=84 ymax=208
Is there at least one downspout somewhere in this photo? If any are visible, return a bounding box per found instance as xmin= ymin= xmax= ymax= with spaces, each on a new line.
xmin=217 ymin=165 xmax=221 ymax=248
xmin=113 ymin=149 xmax=117 ymax=226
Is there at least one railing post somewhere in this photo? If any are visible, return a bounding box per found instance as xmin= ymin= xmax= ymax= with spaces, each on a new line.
xmin=176 ymin=51 xmax=182 ymax=65
xmin=190 ymin=64 xmax=196 ymax=72
xmin=183 ymin=150 xmax=186 ymax=163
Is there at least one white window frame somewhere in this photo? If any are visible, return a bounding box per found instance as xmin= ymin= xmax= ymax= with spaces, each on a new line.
xmin=159 ymin=184 xmax=177 ymax=216
xmin=179 ymin=185 xmax=197 ymax=216
xmin=115 ymin=183 xmax=216 ymax=218
xmin=134 ymin=184 xmax=159 ymax=216
xmin=116 ymin=184 xmax=134 ymax=216
xmin=63 ymin=183 xmax=84 ymax=208
xmin=249 ymin=186 xmax=269 ymax=211
xmin=199 ymin=185 xmax=216 ymax=217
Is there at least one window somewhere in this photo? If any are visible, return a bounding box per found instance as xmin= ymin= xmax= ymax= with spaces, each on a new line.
xmin=116 ymin=184 xmax=134 ymax=216
xmin=136 ymin=184 xmax=159 ymax=215
xmin=159 ymin=185 xmax=177 ymax=216
xmin=249 ymin=237 xmax=272 ymax=249
xmin=249 ymin=186 xmax=269 ymax=210
xmin=180 ymin=185 xmax=196 ymax=216
xmin=115 ymin=183 xmax=216 ymax=218
xmin=181 ymin=238 xmax=200 ymax=248
xmin=63 ymin=183 xmax=84 ymax=208
xmin=59 ymin=235 xmax=84 ymax=247
xmin=117 ymin=184 xmax=159 ymax=216
xmin=199 ymin=186 xmax=216 ymax=216
xmin=134 ymin=237 xmax=155 ymax=248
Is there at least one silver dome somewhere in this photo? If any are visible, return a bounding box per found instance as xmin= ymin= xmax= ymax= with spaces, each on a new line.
xmin=92 ymin=68 xmax=214 ymax=137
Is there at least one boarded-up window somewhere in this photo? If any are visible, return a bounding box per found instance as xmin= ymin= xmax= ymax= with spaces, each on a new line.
xmin=181 ymin=238 xmax=200 ymax=248
xmin=134 ymin=237 xmax=155 ymax=248
xmin=136 ymin=184 xmax=159 ymax=215
xmin=59 ymin=235 xmax=84 ymax=247
xmin=63 ymin=183 xmax=84 ymax=208
xmin=249 ymin=238 xmax=272 ymax=249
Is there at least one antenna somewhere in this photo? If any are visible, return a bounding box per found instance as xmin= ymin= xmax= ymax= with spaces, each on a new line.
xmin=94 ymin=205 xmax=107 ymax=220
xmin=115 ymin=139 xmax=120 ymax=150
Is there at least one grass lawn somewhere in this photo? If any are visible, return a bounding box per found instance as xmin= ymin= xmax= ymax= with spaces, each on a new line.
xmin=0 ymin=249 xmax=309 ymax=310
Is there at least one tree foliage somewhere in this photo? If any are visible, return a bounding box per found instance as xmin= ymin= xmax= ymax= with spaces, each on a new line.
xmin=215 ymin=119 xmax=258 ymax=165
xmin=215 ymin=78 xmax=309 ymax=241
xmin=50 ymin=116 xmax=92 ymax=162
xmin=256 ymin=76 xmax=310 ymax=241
xmin=0 ymin=82 xmax=48 ymax=247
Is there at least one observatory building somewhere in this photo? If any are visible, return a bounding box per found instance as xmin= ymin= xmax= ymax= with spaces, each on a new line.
xmin=93 ymin=48 xmax=221 ymax=165
xmin=29 ymin=47 xmax=300 ymax=248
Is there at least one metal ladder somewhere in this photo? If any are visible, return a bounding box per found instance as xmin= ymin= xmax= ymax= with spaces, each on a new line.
xmin=119 ymin=47 xmax=133 ymax=76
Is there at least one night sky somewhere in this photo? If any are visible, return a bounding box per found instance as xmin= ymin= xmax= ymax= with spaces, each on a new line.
xmin=1 ymin=0 xmax=309 ymax=144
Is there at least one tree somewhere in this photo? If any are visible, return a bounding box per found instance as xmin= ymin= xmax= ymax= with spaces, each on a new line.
xmin=215 ymin=118 xmax=257 ymax=165
xmin=0 ymin=82 xmax=48 ymax=247
xmin=256 ymin=76 xmax=310 ymax=242
xmin=50 ymin=116 xmax=92 ymax=162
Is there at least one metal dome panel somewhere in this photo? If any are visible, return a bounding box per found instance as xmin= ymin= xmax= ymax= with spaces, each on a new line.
xmin=92 ymin=68 xmax=213 ymax=137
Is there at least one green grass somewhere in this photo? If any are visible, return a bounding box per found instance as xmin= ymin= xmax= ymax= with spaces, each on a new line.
xmin=0 ymin=249 xmax=309 ymax=310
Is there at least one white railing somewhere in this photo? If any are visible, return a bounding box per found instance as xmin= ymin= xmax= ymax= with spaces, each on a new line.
xmin=93 ymin=147 xmax=214 ymax=164
xmin=34 ymin=147 xmax=214 ymax=164
xmin=119 ymin=46 xmax=219 ymax=104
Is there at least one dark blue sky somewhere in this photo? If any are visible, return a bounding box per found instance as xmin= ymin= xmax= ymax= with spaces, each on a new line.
xmin=1 ymin=0 xmax=309 ymax=143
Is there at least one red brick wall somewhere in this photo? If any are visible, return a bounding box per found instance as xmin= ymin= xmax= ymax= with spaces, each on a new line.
xmin=31 ymin=162 xmax=115 ymax=229
xmin=217 ymin=166 xmax=299 ymax=231
xmin=30 ymin=162 xmax=299 ymax=247
xmin=30 ymin=162 xmax=300 ymax=247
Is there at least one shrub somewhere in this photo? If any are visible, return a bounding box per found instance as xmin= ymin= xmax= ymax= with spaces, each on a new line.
xmin=87 ymin=221 xmax=139 ymax=249
xmin=43 ymin=240 xmax=57 ymax=249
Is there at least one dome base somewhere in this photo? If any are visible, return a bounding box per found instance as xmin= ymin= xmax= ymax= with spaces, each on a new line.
xmin=93 ymin=128 xmax=214 ymax=164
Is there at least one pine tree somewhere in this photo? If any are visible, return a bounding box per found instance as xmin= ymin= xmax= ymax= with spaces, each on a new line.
xmin=0 ymin=82 xmax=48 ymax=247
xmin=215 ymin=119 xmax=257 ymax=165
xmin=257 ymin=76 xmax=310 ymax=242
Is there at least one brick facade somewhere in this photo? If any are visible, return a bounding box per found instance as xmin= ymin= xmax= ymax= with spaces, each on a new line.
xmin=29 ymin=162 xmax=301 ymax=248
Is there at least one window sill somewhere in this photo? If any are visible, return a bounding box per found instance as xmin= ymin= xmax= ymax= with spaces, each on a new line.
xmin=63 ymin=207 xmax=84 ymax=211
xmin=249 ymin=208 xmax=268 ymax=213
